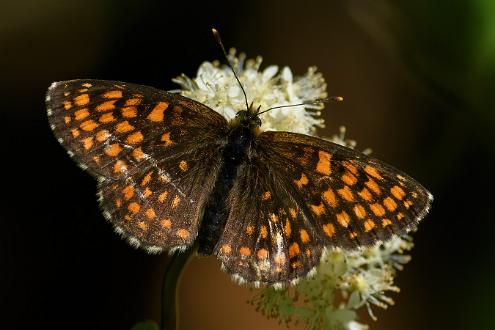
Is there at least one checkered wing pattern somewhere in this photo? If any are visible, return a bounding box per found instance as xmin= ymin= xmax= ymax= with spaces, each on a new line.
xmin=216 ymin=131 xmax=432 ymax=284
xmin=47 ymin=80 xmax=227 ymax=251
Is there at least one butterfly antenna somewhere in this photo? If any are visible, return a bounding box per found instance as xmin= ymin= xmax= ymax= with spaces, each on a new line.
xmin=257 ymin=96 xmax=343 ymax=116
xmin=212 ymin=28 xmax=250 ymax=112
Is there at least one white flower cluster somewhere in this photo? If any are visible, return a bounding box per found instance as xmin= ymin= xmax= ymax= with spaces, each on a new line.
xmin=174 ymin=51 xmax=414 ymax=329
xmin=173 ymin=49 xmax=327 ymax=134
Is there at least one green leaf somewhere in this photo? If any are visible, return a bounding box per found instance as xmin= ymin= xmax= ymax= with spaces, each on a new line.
xmin=131 ymin=320 xmax=159 ymax=330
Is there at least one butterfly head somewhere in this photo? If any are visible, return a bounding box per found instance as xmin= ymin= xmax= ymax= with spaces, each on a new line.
xmin=235 ymin=109 xmax=262 ymax=129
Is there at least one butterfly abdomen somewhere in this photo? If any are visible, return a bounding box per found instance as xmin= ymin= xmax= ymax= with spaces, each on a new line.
xmin=197 ymin=126 xmax=255 ymax=255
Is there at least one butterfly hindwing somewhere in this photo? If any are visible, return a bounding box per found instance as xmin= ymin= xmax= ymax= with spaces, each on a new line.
xmin=215 ymin=159 xmax=322 ymax=284
xmin=47 ymin=80 xmax=228 ymax=251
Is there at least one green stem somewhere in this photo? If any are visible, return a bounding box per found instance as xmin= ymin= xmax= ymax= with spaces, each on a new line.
xmin=161 ymin=244 xmax=197 ymax=330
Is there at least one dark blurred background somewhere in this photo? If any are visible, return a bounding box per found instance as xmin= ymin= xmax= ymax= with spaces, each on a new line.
xmin=1 ymin=0 xmax=494 ymax=329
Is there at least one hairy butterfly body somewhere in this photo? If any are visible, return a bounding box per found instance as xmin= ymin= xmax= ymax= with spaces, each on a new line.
xmin=46 ymin=79 xmax=432 ymax=285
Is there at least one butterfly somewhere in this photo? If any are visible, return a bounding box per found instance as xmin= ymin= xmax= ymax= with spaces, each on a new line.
xmin=46 ymin=66 xmax=432 ymax=286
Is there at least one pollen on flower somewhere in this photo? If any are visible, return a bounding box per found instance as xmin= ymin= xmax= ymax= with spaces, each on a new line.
xmin=173 ymin=49 xmax=328 ymax=135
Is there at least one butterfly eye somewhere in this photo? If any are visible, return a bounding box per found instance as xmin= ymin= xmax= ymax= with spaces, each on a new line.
xmin=254 ymin=116 xmax=262 ymax=127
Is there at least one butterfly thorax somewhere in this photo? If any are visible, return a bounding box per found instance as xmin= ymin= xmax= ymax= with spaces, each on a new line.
xmin=197 ymin=114 xmax=259 ymax=255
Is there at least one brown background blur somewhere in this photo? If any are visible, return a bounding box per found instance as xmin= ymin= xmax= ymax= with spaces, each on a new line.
xmin=2 ymin=1 xmax=494 ymax=329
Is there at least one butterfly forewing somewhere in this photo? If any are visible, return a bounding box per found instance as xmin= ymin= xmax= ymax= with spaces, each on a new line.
xmin=259 ymin=131 xmax=432 ymax=248
xmin=47 ymin=80 xmax=228 ymax=251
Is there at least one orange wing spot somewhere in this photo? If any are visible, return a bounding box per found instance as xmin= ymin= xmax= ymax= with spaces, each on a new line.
xmin=145 ymin=208 xmax=156 ymax=219
xmin=96 ymin=129 xmax=110 ymax=142
xmin=121 ymin=106 xmax=137 ymax=118
xmin=220 ymin=244 xmax=232 ymax=254
xmin=358 ymin=187 xmax=373 ymax=201
xmin=80 ymin=119 xmax=99 ymax=131
xmin=291 ymin=261 xmax=302 ymax=269
xmin=125 ymin=98 xmax=142 ymax=106
xmin=284 ymin=219 xmax=291 ymax=237
xmin=381 ymin=219 xmax=392 ymax=227
xmin=137 ymin=221 xmax=148 ymax=231
xmin=92 ymin=156 xmax=100 ymax=165
xmin=147 ymin=102 xmax=169 ymax=122
xmin=364 ymin=219 xmax=375 ymax=232
xmin=71 ymin=128 xmax=80 ymax=137
xmin=383 ymin=197 xmax=398 ymax=211
xmin=74 ymin=108 xmax=90 ymax=121
xmin=143 ymin=187 xmax=152 ymax=198
xmin=96 ymin=100 xmax=117 ymax=112
xmin=353 ymin=204 xmax=367 ymax=219
xmin=289 ymin=208 xmax=297 ymax=219
xmin=274 ymin=254 xmax=286 ymax=265
xmin=404 ymin=200 xmax=413 ymax=209
xmin=158 ymin=191 xmax=168 ymax=203
xmin=344 ymin=161 xmax=359 ymax=175
xmin=64 ymin=101 xmax=72 ymax=110
xmin=171 ymin=195 xmax=180 ymax=208
xmin=294 ymin=173 xmax=309 ymax=188
xmin=365 ymin=178 xmax=381 ymax=195
xmin=246 ymin=225 xmax=254 ymax=235
xmin=122 ymin=185 xmax=135 ymax=200
xmin=81 ymin=136 xmax=93 ymax=150
xmin=160 ymin=218 xmax=172 ymax=229
xmin=412 ymin=192 xmax=418 ymax=198
xmin=370 ymin=203 xmax=386 ymax=217
xmin=364 ymin=165 xmax=383 ymax=180
xmin=270 ymin=213 xmax=279 ymax=222
xmin=177 ymin=229 xmax=190 ymax=239
xmin=98 ymin=112 xmax=115 ymax=123
xmin=126 ymin=131 xmax=144 ymax=144
xmin=161 ymin=132 xmax=173 ymax=146
xmin=115 ymin=198 xmax=122 ymax=208
xmin=113 ymin=160 xmax=127 ymax=173
xmin=128 ymin=202 xmax=140 ymax=213
xmin=115 ymin=121 xmax=134 ymax=134
xmin=391 ymin=185 xmax=406 ymax=200
xmin=336 ymin=211 xmax=350 ymax=227
xmin=262 ymin=191 xmax=271 ymax=200
xmin=341 ymin=172 xmax=358 ymax=185
xmin=337 ymin=186 xmax=355 ymax=202
xmin=349 ymin=232 xmax=358 ymax=239
xmin=105 ymin=143 xmax=122 ymax=157
xmin=64 ymin=116 xmax=71 ymax=124
xmin=323 ymin=223 xmax=335 ymax=237
xmin=239 ymin=246 xmax=251 ymax=256
xmin=316 ymin=150 xmax=332 ymax=175
xmin=141 ymin=172 xmax=152 ymax=186
xmin=257 ymin=249 xmax=269 ymax=259
xmin=173 ymin=105 xmax=183 ymax=114
xmin=310 ymin=202 xmax=326 ymax=216
xmin=260 ymin=225 xmax=268 ymax=239
xmin=63 ymin=91 xmax=70 ymax=96
xmin=179 ymin=160 xmax=188 ymax=172
xmin=132 ymin=147 xmax=145 ymax=161
xmin=82 ymin=83 xmax=92 ymax=88
xmin=74 ymin=94 xmax=89 ymax=106
xmin=103 ymin=90 xmax=123 ymax=99
xmin=322 ymin=187 xmax=338 ymax=208
xmin=300 ymin=229 xmax=310 ymax=243
xmin=397 ymin=212 xmax=405 ymax=220
xmin=289 ymin=243 xmax=301 ymax=258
